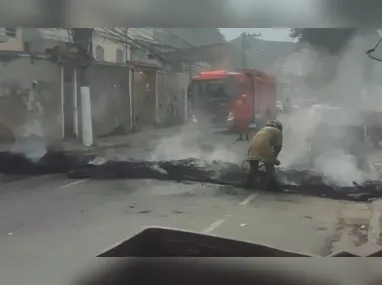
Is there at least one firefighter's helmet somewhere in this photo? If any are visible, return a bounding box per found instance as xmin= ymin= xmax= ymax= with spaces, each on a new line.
xmin=266 ymin=120 xmax=283 ymax=131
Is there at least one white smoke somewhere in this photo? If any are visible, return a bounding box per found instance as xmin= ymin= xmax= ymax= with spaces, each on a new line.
xmin=11 ymin=136 xmax=47 ymax=163
xmin=149 ymin=126 xmax=240 ymax=164
xmin=279 ymin=34 xmax=381 ymax=186
xmin=315 ymin=149 xmax=364 ymax=186
xmin=148 ymin=132 xmax=201 ymax=161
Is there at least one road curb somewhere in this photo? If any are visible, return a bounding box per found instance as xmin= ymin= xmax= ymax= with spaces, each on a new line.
xmin=61 ymin=141 xmax=133 ymax=155
xmin=57 ymin=129 xmax=184 ymax=155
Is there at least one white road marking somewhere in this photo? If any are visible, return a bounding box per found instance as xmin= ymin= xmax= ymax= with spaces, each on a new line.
xmin=59 ymin=179 xmax=88 ymax=188
xmin=368 ymin=204 xmax=381 ymax=243
xmin=239 ymin=193 xmax=258 ymax=206
xmin=374 ymin=162 xmax=382 ymax=166
xmin=202 ymin=219 xmax=225 ymax=234
xmin=201 ymin=193 xmax=257 ymax=235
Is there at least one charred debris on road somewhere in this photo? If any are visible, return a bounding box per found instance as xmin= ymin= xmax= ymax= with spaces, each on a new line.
xmin=0 ymin=150 xmax=382 ymax=202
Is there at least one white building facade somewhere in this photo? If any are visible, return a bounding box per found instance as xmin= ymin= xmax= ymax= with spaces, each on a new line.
xmin=92 ymin=28 xmax=131 ymax=63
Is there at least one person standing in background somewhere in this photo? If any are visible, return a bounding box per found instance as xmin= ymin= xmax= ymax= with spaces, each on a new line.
xmin=233 ymin=94 xmax=251 ymax=141
xmin=283 ymin=97 xmax=291 ymax=114
xmin=24 ymin=81 xmax=44 ymax=138
xmin=265 ymin=108 xmax=273 ymax=124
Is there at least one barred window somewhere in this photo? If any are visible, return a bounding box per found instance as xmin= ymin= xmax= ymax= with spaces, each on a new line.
xmin=95 ymin=45 xmax=104 ymax=60
xmin=116 ymin=49 xmax=123 ymax=63
xmin=5 ymin=28 xmax=16 ymax=38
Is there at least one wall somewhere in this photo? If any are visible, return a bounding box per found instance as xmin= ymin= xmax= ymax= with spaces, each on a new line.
xmin=92 ymin=33 xmax=130 ymax=63
xmin=28 ymin=39 xmax=66 ymax=54
xmin=86 ymin=63 xmax=131 ymax=137
xmin=132 ymin=69 xmax=156 ymax=128
xmin=157 ymin=71 xmax=189 ymax=127
xmin=0 ymin=28 xmax=24 ymax=52
xmin=22 ymin=28 xmax=70 ymax=53
xmin=0 ymin=56 xmax=61 ymax=142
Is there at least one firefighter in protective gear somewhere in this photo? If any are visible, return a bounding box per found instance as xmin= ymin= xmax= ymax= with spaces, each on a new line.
xmin=246 ymin=120 xmax=283 ymax=189
xmin=233 ymin=94 xmax=251 ymax=141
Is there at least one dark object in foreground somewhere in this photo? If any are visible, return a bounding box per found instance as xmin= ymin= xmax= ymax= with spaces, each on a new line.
xmin=100 ymin=227 xmax=309 ymax=257
xmin=1 ymin=151 xmax=382 ymax=202
xmin=99 ymin=227 xmax=382 ymax=257
xmin=77 ymin=228 xmax=382 ymax=285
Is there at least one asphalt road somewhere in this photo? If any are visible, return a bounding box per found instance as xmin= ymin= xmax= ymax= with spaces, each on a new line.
xmin=1 ymin=127 xmax=382 ymax=284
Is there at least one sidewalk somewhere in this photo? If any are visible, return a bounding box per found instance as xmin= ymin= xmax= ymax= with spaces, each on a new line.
xmin=58 ymin=125 xmax=184 ymax=154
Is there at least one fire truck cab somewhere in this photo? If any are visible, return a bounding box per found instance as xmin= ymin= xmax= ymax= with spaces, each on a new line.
xmin=189 ymin=69 xmax=277 ymax=131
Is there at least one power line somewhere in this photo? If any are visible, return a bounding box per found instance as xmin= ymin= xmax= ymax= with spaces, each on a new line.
xmin=366 ymin=37 xmax=382 ymax=62
xmin=96 ymin=28 xmax=207 ymax=66
xmin=97 ymin=28 xmax=154 ymax=53
xmin=135 ymin=28 xmax=179 ymax=51
xmin=101 ymin=28 xmax=170 ymax=62
xmin=162 ymin=28 xmax=195 ymax=48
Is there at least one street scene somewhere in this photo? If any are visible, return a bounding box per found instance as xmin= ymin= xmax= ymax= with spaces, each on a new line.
xmin=2 ymin=28 xmax=382 ymax=283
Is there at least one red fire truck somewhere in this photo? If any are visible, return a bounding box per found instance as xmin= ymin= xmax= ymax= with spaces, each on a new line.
xmin=188 ymin=69 xmax=277 ymax=131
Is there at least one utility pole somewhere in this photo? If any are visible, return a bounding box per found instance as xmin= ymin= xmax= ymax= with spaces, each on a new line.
xmin=185 ymin=62 xmax=193 ymax=124
xmin=241 ymin=32 xmax=261 ymax=69
xmin=72 ymin=28 xmax=94 ymax=146
xmin=123 ymin=27 xmax=135 ymax=131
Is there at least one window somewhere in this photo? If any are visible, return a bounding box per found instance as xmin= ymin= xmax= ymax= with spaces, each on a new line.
xmin=95 ymin=45 xmax=104 ymax=60
xmin=5 ymin=28 xmax=16 ymax=38
xmin=116 ymin=49 xmax=123 ymax=63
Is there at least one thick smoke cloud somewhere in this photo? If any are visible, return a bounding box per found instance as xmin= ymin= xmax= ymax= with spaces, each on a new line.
xmin=279 ymin=35 xmax=381 ymax=186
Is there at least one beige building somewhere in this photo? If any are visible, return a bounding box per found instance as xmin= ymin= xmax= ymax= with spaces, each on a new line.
xmin=0 ymin=28 xmax=72 ymax=53
xmin=92 ymin=28 xmax=161 ymax=64
xmin=93 ymin=28 xmax=130 ymax=63
xmin=0 ymin=28 xmax=24 ymax=51
xmin=0 ymin=28 xmax=132 ymax=64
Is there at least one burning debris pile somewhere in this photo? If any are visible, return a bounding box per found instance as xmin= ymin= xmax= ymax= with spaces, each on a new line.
xmin=1 ymin=151 xmax=382 ymax=202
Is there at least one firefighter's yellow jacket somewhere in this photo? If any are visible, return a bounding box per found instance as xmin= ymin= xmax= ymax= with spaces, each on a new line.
xmin=248 ymin=126 xmax=283 ymax=164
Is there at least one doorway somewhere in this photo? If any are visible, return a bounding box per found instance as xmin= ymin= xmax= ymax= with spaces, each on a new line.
xmin=132 ymin=68 xmax=156 ymax=130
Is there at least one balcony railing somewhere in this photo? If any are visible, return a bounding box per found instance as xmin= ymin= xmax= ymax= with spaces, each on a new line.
xmin=38 ymin=28 xmax=70 ymax=41
xmin=23 ymin=28 xmax=71 ymax=43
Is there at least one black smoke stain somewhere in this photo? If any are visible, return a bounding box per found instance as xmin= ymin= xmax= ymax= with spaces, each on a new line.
xmin=1 ymin=151 xmax=382 ymax=202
